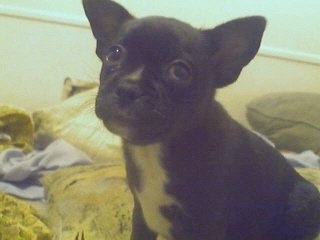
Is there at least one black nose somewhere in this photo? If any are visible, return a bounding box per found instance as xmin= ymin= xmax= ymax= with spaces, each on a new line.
xmin=115 ymin=83 xmax=142 ymax=104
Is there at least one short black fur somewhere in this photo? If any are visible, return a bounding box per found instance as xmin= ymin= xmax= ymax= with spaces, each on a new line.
xmin=83 ymin=0 xmax=320 ymax=239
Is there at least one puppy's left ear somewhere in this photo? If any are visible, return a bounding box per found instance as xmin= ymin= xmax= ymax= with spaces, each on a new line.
xmin=83 ymin=0 xmax=133 ymax=58
xmin=203 ymin=16 xmax=266 ymax=87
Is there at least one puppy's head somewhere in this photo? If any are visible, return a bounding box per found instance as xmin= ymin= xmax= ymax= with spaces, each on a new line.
xmin=83 ymin=0 xmax=266 ymax=144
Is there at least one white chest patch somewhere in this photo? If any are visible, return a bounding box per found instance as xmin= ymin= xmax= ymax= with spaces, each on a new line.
xmin=129 ymin=144 xmax=180 ymax=239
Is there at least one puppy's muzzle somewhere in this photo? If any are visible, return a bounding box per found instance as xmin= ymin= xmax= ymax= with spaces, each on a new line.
xmin=115 ymin=82 xmax=144 ymax=106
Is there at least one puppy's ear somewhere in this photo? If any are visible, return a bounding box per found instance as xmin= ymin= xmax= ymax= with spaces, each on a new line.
xmin=83 ymin=0 xmax=133 ymax=58
xmin=203 ymin=16 xmax=266 ymax=87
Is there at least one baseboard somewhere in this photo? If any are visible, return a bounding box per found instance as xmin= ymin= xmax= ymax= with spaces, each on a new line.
xmin=1 ymin=4 xmax=320 ymax=66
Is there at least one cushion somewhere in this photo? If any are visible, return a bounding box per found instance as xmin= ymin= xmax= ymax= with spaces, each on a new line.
xmin=246 ymin=92 xmax=320 ymax=155
xmin=32 ymin=88 xmax=123 ymax=164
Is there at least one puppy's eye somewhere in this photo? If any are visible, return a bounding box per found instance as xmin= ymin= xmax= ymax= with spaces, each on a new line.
xmin=105 ymin=45 xmax=126 ymax=63
xmin=167 ymin=60 xmax=193 ymax=85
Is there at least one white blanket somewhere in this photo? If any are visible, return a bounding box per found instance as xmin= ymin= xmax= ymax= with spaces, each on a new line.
xmin=0 ymin=139 xmax=91 ymax=200
xmin=283 ymin=150 xmax=320 ymax=168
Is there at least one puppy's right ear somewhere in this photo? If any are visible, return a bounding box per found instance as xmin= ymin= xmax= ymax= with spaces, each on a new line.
xmin=82 ymin=0 xmax=133 ymax=58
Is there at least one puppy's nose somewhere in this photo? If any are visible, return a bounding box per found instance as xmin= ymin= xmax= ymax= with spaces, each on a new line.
xmin=115 ymin=83 xmax=142 ymax=103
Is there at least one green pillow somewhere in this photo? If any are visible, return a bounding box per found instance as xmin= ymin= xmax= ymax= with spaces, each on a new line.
xmin=246 ymin=92 xmax=320 ymax=155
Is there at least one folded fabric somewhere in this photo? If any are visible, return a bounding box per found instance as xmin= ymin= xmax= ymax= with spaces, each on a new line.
xmin=0 ymin=139 xmax=92 ymax=199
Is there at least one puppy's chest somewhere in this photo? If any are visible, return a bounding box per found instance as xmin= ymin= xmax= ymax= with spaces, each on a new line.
xmin=128 ymin=144 xmax=181 ymax=239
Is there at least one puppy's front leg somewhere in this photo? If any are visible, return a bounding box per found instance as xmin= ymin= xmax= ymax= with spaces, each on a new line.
xmin=131 ymin=199 xmax=157 ymax=240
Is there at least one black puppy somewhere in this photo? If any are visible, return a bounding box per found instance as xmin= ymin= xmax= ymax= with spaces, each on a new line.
xmin=83 ymin=0 xmax=320 ymax=239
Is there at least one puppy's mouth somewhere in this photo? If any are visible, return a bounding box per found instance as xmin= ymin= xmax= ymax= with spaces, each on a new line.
xmin=96 ymin=93 xmax=170 ymax=144
xmin=112 ymin=94 xmax=167 ymax=120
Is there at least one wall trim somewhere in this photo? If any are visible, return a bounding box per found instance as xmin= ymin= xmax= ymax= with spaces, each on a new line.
xmin=259 ymin=46 xmax=320 ymax=66
xmin=0 ymin=4 xmax=88 ymax=29
xmin=1 ymin=4 xmax=320 ymax=67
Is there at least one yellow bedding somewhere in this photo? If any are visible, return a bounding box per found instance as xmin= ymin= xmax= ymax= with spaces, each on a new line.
xmin=0 ymin=193 xmax=52 ymax=240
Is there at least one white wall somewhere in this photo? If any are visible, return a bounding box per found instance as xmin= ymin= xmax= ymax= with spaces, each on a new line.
xmin=1 ymin=0 xmax=320 ymax=125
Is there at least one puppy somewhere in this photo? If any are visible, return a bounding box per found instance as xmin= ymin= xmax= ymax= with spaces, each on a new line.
xmin=83 ymin=0 xmax=320 ymax=239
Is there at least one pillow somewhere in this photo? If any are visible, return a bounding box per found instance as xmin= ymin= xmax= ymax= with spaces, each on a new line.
xmin=33 ymin=88 xmax=123 ymax=164
xmin=246 ymin=92 xmax=320 ymax=155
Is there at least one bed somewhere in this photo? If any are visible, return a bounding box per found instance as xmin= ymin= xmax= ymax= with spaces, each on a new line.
xmin=1 ymin=81 xmax=319 ymax=240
